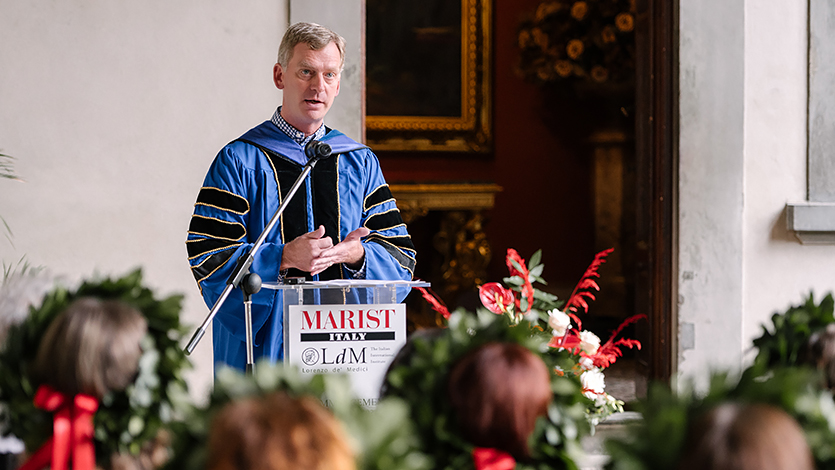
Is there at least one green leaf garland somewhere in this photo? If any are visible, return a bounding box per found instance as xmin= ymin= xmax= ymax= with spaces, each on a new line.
xmin=752 ymin=292 xmax=835 ymax=371
xmin=382 ymin=309 xmax=590 ymax=470
xmin=604 ymin=366 xmax=835 ymax=470
xmin=163 ymin=363 xmax=431 ymax=470
xmin=0 ymin=269 xmax=192 ymax=465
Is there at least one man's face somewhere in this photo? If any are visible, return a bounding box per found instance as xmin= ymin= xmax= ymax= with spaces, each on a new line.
xmin=273 ymin=41 xmax=341 ymax=135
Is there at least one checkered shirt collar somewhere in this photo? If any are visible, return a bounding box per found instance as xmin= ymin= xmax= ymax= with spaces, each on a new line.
xmin=271 ymin=107 xmax=326 ymax=147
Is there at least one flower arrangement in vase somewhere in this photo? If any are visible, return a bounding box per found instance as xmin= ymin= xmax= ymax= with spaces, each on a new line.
xmin=419 ymin=247 xmax=645 ymax=424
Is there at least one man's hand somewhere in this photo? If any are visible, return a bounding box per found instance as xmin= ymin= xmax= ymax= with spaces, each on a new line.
xmin=280 ymin=225 xmax=334 ymax=273
xmin=312 ymin=227 xmax=370 ymax=275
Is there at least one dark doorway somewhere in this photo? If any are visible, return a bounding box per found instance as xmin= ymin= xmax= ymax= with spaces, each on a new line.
xmin=633 ymin=0 xmax=677 ymax=385
xmin=371 ymin=0 xmax=679 ymax=393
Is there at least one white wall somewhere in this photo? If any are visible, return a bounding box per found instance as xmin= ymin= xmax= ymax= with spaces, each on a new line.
xmin=290 ymin=0 xmax=365 ymax=142
xmin=0 ymin=0 xmax=368 ymax=402
xmin=677 ymin=0 xmax=746 ymax=384
xmin=741 ymin=1 xmax=835 ymax=355
xmin=677 ymin=0 xmax=835 ymax=385
xmin=0 ymin=1 xmax=286 ymax=401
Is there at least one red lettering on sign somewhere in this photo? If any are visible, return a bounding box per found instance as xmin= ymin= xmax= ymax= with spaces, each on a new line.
xmin=342 ymin=310 xmax=356 ymax=329
xmin=296 ymin=307 xmax=399 ymax=330
xmin=302 ymin=310 xmax=320 ymax=330
xmin=366 ymin=309 xmax=380 ymax=328
xmin=323 ymin=310 xmax=338 ymax=330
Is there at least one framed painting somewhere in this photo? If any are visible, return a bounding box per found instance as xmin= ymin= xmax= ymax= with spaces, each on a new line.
xmin=365 ymin=0 xmax=492 ymax=152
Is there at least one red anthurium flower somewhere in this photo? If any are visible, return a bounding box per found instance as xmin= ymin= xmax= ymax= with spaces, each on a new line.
xmin=479 ymin=282 xmax=515 ymax=315
xmin=416 ymin=286 xmax=450 ymax=320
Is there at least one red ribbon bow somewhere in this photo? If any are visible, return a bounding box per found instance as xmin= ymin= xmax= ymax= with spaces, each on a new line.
xmin=472 ymin=447 xmax=516 ymax=470
xmin=18 ymin=385 xmax=99 ymax=470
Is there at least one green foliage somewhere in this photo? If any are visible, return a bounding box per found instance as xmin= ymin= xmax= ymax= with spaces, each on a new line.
xmin=382 ymin=309 xmax=590 ymax=470
xmin=0 ymin=152 xmax=22 ymax=246
xmin=604 ymin=367 xmax=835 ymax=470
xmin=0 ymin=269 xmax=192 ymax=464
xmin=752 ymin=292 xmax=835 ymax=371
xmin=164 ymin=363 xmax=431 ymax=470
xmin=0 ymin=153 xmax=18 ymax=181
xmin=2 ymin=257 xmax=40 ymax=281
xmin=502 ymin=248 xmax=565 ymax=328
xmin=607 ymin=293 xmax=835 ymax=470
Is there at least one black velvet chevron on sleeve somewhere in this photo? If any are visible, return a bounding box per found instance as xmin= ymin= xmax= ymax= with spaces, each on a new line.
xmin=195 ymin=187 xmax=250 ymax=214
xmin=364 ymin=184 xmax=394 ymax=211
xmin=188 ymin=216 xmax=246 ymax=241
xmin=365 ymin=233 xmax=416 ymax=274
xmin=188 ymin=244 xmax=238 ymax=281
xmin=365 ymin=209 xmax=407 ymax=232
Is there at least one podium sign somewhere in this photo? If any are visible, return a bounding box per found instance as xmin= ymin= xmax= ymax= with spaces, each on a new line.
xmin=263 ymin=279 xmax=427 ymax=408
xmin=286 ymin=303 xmax=406 ymax=406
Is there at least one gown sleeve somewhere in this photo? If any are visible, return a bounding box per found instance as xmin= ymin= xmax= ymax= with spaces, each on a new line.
xmin=357 ymin=150 xmax=417 ymax=286
xmin=186 ymin=144 xmax=284 ymax=344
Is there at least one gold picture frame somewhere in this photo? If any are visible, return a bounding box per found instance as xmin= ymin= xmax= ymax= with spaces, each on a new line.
xmin=365 ymin=0 xmax=492 ymax=152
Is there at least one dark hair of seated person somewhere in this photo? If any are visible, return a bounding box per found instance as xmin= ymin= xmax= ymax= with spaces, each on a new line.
xmin=802 ymin=323 xmax=835 ymax=389
xmin=207 ymin=392 xmax=355 ymax=470
xmin=676 ymin=402 xmax=813 ymax=470
xmin=447 ymin=342 xmax=552 ymax=461
xmin=379 ymin=327 xmax=445 ymax=397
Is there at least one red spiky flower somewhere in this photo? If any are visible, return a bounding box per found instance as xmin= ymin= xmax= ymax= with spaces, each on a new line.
xmin=587 ymin=314 xmax=647 ymax=368
xmin=416 ymin=286 xmax=450 ymax=320
xmin=563 ymin=248 xmax=613 ymax=315
xmin=505 ymin=249 xmax=535 ymax=314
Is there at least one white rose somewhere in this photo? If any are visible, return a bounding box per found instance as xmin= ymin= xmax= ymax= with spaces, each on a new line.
xmin=579 ymin=356 xmax=594 ymax=371
xmin=579 ymin=330 xmax=601 ymax=355
xmin=548 ymin=309 xmax=571 ymax=337
xmin=580 ymin=368 xmax=606 ymax=400
xmin=594 ymin=392 xmax=610 ymax=407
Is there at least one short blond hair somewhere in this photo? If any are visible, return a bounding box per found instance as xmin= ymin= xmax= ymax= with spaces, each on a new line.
xmin=277 ymin=22 xmax=346 ymax=72
xmin=208 ymin=392 xmax=356 ymax=470
xmin=33 ymin=297 xmax=147 ymax=398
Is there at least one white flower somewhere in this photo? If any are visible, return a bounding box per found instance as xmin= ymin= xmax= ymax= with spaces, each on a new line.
xmin=579 ymin=356 xmax=594 ymax=371
xmin=548 ymin=309 xmax=571 ymax=336
xmin=580 ymin=368 xmax=606 ymax=401
xmin=579 ymin=330 xmax=601 ymax=355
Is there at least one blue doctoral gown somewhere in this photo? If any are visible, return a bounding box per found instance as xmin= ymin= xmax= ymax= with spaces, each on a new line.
xmin=186 ymin=121 xmax=416 ymax=371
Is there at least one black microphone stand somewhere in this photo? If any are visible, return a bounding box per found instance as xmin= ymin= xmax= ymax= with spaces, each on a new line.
xmin=184 ymin=140 xmax=333 ymax=375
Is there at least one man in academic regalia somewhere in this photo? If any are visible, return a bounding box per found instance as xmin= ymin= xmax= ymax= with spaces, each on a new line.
xmin=186 ymin=22 xmax=416 ymax=371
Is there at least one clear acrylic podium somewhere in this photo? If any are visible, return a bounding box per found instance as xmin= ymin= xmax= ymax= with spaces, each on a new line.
xmin=262 ymin=279 xmax=429 ymax=407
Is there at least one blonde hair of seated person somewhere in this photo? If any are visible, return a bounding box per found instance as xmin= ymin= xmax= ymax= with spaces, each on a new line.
xmin=677 ymin=402 xmax=813 ymax=470
xmin=33 ymin=297 xmax=147 ymax=398
xmin=207 ymin=392 xmax=355 ymax=470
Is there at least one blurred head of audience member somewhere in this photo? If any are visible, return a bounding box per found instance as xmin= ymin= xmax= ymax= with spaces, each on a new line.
xmin=447 ymin=342 xmax=552 ymax=461
xmin=207 ymin=392 xmax=356 ymax=470
xmin=677 ymin=402 xmax=813 ymax=470
xmin=33 ymin=297 xmax=147 ymax=398
xmin=803 ymin=323 xmax=835 ymax=389
xmin=380 ymin=327 xmax=445 ymax=397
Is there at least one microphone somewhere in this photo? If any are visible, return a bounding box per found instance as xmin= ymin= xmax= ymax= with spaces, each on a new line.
xmin=305 ymin=140 xmax=332 ymax=160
